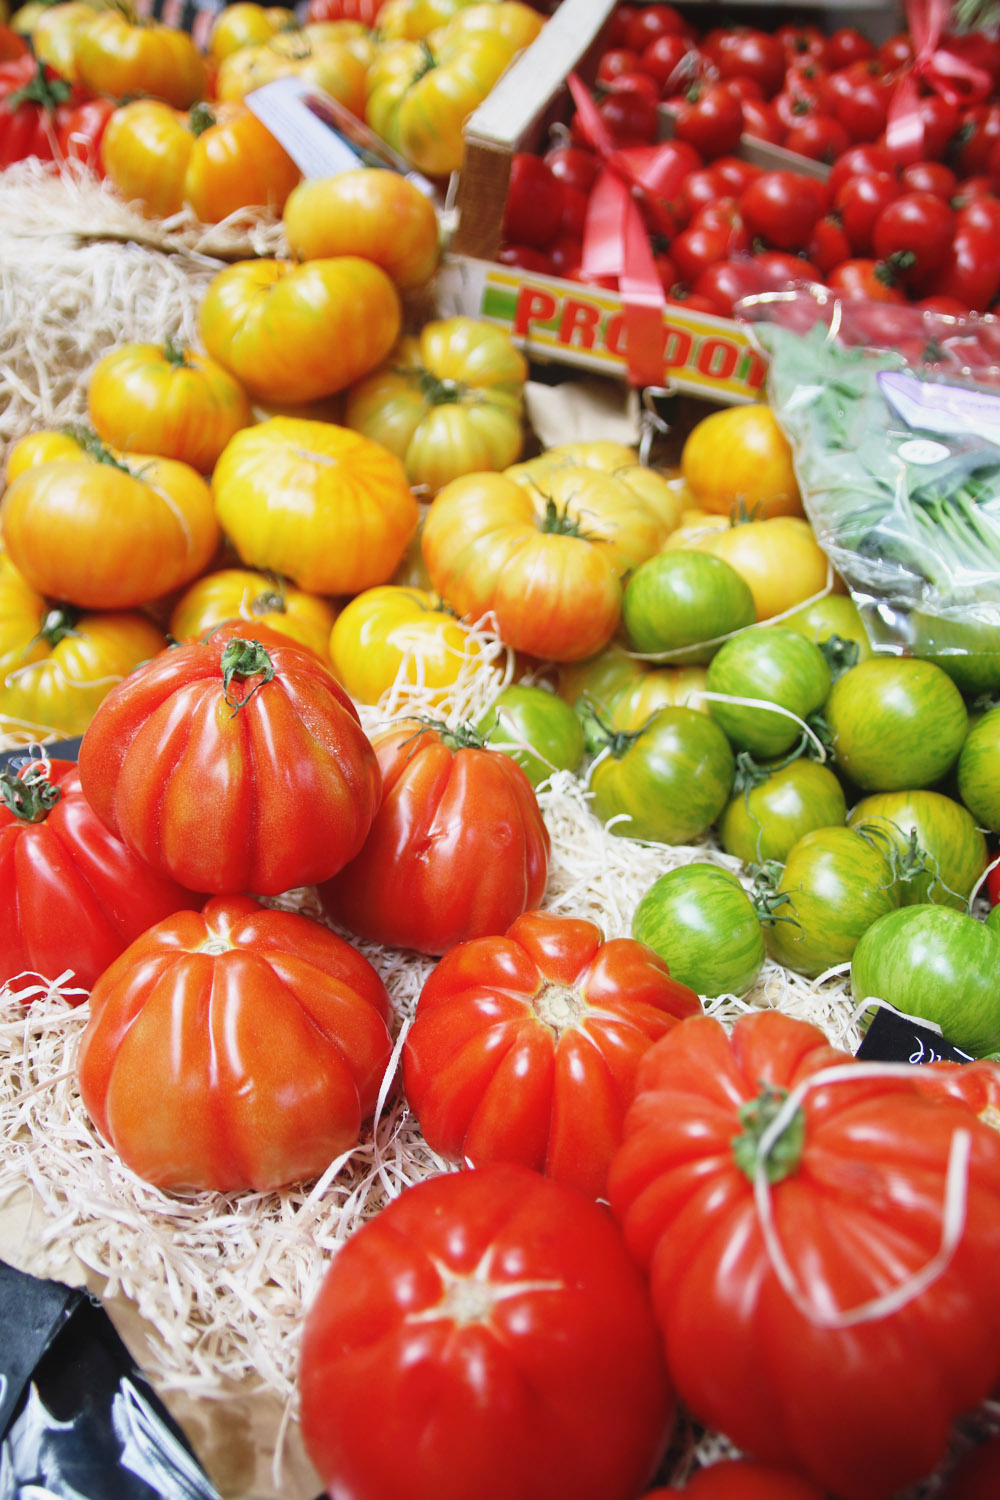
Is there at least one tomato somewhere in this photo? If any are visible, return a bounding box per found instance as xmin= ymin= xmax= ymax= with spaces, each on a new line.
xmin=701 ymin=26 xmax=784 ymax=99
xmin=631 ymin=862 xmax=765 ymax=998
xmin=77 ymin=895 xmax=393 ymax=1192
xmin=783 ymin=112 xmax=850 ymax=165
xmin=829 ymin=63 xmax=892 ymax=143
xmin=544 ymin=141 xmax=598 ymax=194
xmin=299 ymin=1163 xmax=673 ymax=1500
xmin=680 ymin=404 xmax=804 ymax=520
xmin=637 ymin=32 xmax=696 ymax=90
xmin=926 ymin=225 xmax=1000 ymax=313
xmin=848 ymin=789 xmax=987 ymax=910
xmin=643 ymin=1457 xmax=827 ymax=1499
xmin=957 ymin=704 xmax=1000 ymax=832
xmin=198 ymin=257 xmax=401 ymax=406
xmin=835 ymin=170 xmax=901 ymax=255
xmin=901 ymin=160 xmax=957 ymax=199
xmin=0 ymin=55 xmax=97 ymax=168
xmin=319 ymin=720 xmax=549 ymax=955
xmin=591 ymin=85 xmax=660 ymax=147
xmin=763 ymin=824 xmax=900 ymax=976
xmin=782 ymin=592 xmax=873 ymax=665
xmin=952 ymin=103 xmax=1000 ymax=179
xmin=207 ymin=2 xmax=296 ymax=61
xmin=559 ymin=642 xmax=706 ymax=748
xmin=852 ymin=904 xmax=1000 ymax=1056
xmin=827 ymin=141 xmax=897 ymax=195
xmin=475 ymin=683 xmax=584 ymax=787
xmin=402 ymin=910 xmax=698 ymax=1196
xmin=497 ymin=149 xmax=561 ymax=249
xmin=86 ymin=339 xmax=251 ymax=473
xmin=621 ymin=550 xmax=756 ymax=664
xmin=588 ymin=705 xmax=735 ymax=845
xmin=0 ymin=756 xmax=202 ymax=994
xmin=330 ymin=584 xmax=488 ymax=709
xmin=73 ymin=10 xmax=206 ymax=107
xmin=282 ymin=170 xmax=440 ymax=292
xmin=608 ymin=1009 xmax=1000 ymax=1500
xmin=343 ymin=316 xmax=527 ymax=496
xmin=824 ymin=657 xmax=968 ymax=793
xmin=719 ymin=756 xmax=847 ymax=868
xmin=55 ymin=89 xmax=113 ymax=170
xmin=211 ymin=417 xmax=418 ymax=597
xmin=693 ymin=516 xmax=831 ymax=623
xmin=214 ymin=20 xmax=371 ymax=106
xmin=738 ymin=171 xmax=826 ymax=252
xmin=78 ymin=628 xmax=381 ymax=897
xmin=0 ymin=434 xmax=219 ymax=612
xmin=827 ymin=255 xmax=908 ymax=303
xmin=669 ymin=80 xmax=743 ymax=159
xmin=705 ymin=626 xmax=831 ymax=760
xmin=944 ymin=1432 xmax=1000 ymax=1499
xmin=30 ymin=2 xmax=93 ymax=81
xmin=738 ymin=97 xmax=783 ymax=144
xmin=169 ymin=568 xmax=337 ymax=664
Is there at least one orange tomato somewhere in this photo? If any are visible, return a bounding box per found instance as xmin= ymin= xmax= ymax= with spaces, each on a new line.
xmin=283 ymin=169 xmax=440 ymax=290
xmin=73 ymin=10 xmax=207 ymax=107
xmin=169 ymin=568 xmax=337 ymax=661
xmin=680 ymin=403 xmax=805 ymax=520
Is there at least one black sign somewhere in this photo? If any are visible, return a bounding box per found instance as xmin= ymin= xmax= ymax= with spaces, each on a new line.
xmin=856 ymin=1005 xmax=975 ymax=1067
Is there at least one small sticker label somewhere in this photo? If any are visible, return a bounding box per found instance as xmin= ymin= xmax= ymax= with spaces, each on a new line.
xmin=856 ymin=1005 xmax=974 ymax=1065
xmin=897 ymin=437 xmax=953 ymax=465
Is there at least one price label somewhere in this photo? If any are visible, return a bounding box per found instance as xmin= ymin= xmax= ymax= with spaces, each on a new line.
xmin=856 ymin=1004 xmax=974 ymax=1066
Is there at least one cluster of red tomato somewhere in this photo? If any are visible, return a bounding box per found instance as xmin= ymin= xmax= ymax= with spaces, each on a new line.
xmin=0 ymin=24 xmax=113 ymax=169
xmin=497 ymin=1 xmax=1000 ymax=319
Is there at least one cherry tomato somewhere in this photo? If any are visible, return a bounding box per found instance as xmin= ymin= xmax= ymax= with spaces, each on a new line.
xmin=637 ymin=32 xmax=696 ymax=90
xmin=824 ymin=26 xmax=875 ymax=69
xmin=827 ymin=141 xmax=898 ymax=194
xmin=752 ymin=249 xmax=822 ymax=286
xmin=547 ymin=231 xmax=583 ymax=276
xmin=558 ymin=183 xmax=589 ymax=240
xmin=827 ymin=256 xmax=907 ymax=302
xmin=711 ymin=156 xmax=761 ymax=195
xmin=671 ymin=224 xmax=732 ymax=284
xmin=595 ymin=88 xmax=660 ymax=147
xmin=496 ymin=243 xmax=553 ymax=274
xmin=680 ymin=165 xmax=724 ymax=218
xmin=544 ymin=142 xmax=598 ymax=194
xmin=502 ymin=153 xmax=562 ymax=249
xmin=835 ymin=170 xmax=901 ymax=254
xmin=702 ymin=26 xmax=785 ymax=99
xmin=879 ymin=32 xmax=914 ymax=70
xmin=693 ymin=257 xmax=766 ymax=317
xmin=739 ymin=170 xmax=826 ymax=252
xmin=603 ymin=70 xmax=661 ymax=102
xmin=953 ymin=103 xmax=1000 ymax=178
xmin=739 ymin=97 xmax=784 ymax=145
xmin=670 ymin=80 xmax=743 ymax=158
xmin=783 ymin=112 xmax=850 ymax=164
xmin=777 ymin=23 xmax=826 ymax=63
xmin=873 ymin=191 xmax=956 ymax=278
xmin=889 ymin=93 xmax=962 ymax=166
xmin=901 ymin=160 xmax=958 ymax=198
xmin=808 ymin=214 xmax=853 ymax=274
xmin=624 ymin=3 xmax=687 ymax=55
xmin=830 ymin=64 xmax=893 ymax=143
xmin=596 ymin=47 xmax=643 ymax=84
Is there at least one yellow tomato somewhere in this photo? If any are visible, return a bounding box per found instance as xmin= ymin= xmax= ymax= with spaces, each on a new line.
xmin=168 ymin=568 xmax=337 ymax=661
xmin=283 ymin=168 xmax=440 ymax=290
xmin=0 ymin=554 xmax=165 ymax=739
xmin=330 ymin=584 xmax=487 ymax=705
xmin=699 ymin=516 xmax=833 ymax=622
xmin=558 ymin=641 xmax=706 ymax=736
xmin=680 ymin=403 xmax=804 ymax=520
xmin=213 ymin=25 xmax=367 ymax=111
xmin=87 ymin=340 xmax=252 ymax=472
xmin=5 ymin=429 xmax=87 ymax=482
xmin=429 ymin=0 xmax=542 ymax=51
xmin=503 ymin=453 xmax=669 ymax=577
xmin=343 ymin=317 xmax=527 ymax=495
xmin=199 ymin=257 xmax=401 ymax=406
xmin=73 ymin=10 xmax=207 ymax=107
xmin=31 ymin=1 xmax=96 ymax=79
xmin=375 ymin=0 xmax=477 ymax=40
xmin=211 ymin=417 xmax=419 ymax=596
xmin=662 ymin=508 xmax=731 ymax=550
xmin=207 ymin=2 xmax=296 ymax=62
xmin=506 ymin=444 xmax=684 ymax=539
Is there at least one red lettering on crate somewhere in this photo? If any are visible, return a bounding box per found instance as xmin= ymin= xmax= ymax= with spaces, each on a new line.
xmin=558 ymin=299 xmax=601 ymax=349
xmin=513 ymin=287 xmax=558 ymax=335
xmin=663 ymin=326 xmax=694 ymax=370
xmin=696 ymin=338 xmax=739 ymax=380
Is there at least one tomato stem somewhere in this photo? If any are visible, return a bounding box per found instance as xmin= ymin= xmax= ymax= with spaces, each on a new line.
xmin=731 ymin=1085 xmax=805 ymax=1185
xmin=410 ymin=716 xmax=487 ymax=751
xmin=0 ymin=768 xmax=61 ymax=824
xmin=187 ymin=102 xmax=217 ymax=138
xmin=220 ymin=638 xmax=275 ymax=713
xmin=8 ymin=60 xmax=73 ymax=112
xmin=537 ymin=494 xmax=598 ymax=541
xmin=33 ymin=606 xmax=80 ymax=649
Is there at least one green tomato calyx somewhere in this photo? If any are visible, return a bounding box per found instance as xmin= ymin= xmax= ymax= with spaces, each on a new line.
xmin=220 ymin=638 xmax=275 ymax=713
xmin=0 ymin=768 xmax=62 ymax=824
xmin=732 ymin=1084 xmax=805 ymax=1186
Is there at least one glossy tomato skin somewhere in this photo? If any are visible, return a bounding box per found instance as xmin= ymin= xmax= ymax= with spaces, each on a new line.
xmin=641 ymin=1457 xmax=827 ymax=1498
xmin=299 ymin=1163 xmax=675 ymax=1500
xmin=284 ymin=167 xmax=440 ymax=290
xmin=631 ymin=862 xmax=765 ymax=998
xmin=0 ymin=758 xmax=203 ymax=994
xmin=958 ymin=704 xmax=1000 ymax=832
xmin=319 ymin=721 xmax=550 ymax=956
xmin=825 ymin=656 xmax=968 ymax=792
xmin=402 ymin=910 xmax=700 ymax=1198
xmin=718 ymin=757 xmax=847 ymax=867
xmin=739 ymin=171 xmax=826 ymax=252
xmin=848 ymin=789 xmax=987 ymax=910
xmin=622 ymin=550 xmax=756 ymax=664
xmin=589 ymin=705 xmax=735 ymax=845
xmin=765 ymin=824 xmax=900 ymax=977
xmin=78 ymin=627 xmax=381 ymax=896
xmin=475 ymin=683 xmax=584 ymax=787
xmin=704 ymin=625 xmax=832 ymax=759
xmin=851 ymin=904 xmax=1000 ymax=1057
xmin=77 ymin=895 xmax=394 ymax=1192
xmin=607 ymin=1009 xmax=1000 ymax=1500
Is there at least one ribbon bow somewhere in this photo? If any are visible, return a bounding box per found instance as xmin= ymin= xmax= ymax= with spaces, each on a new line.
xmin=567 ymin=72 xmax=690 ymax=388
xmin=886 ymin=0 xmax=992 ymax=160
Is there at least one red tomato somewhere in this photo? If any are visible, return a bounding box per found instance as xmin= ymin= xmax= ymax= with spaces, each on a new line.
xmin=752 ymin=249 xmax=822 ymax=286
xmin=0 ymin=757 xmax=202 ymax=994
xmin=319 ymin=720 xmax=550 ymax=957
xmin=642 ymin=1456 xmax=827 ymax=1498
xmin=701 ymin=27 xmax=785 ymax=99
xmin=928 ymin=226 xmax=1000 ymax=313
xmin=954 ymin=103 xmax=1000 ymax=178
xmin=887 ymin=92 xmax=962 ymax=166
xmin=693 ymin=257 xmax=765 ymax=316
xmin=663 ymin=289 xmax=721 ymax=315
xmin=607 ymin=1010 xmax=1000 ymax=1500
xmin=544 ymin=142 xmax=599 ymax=194
xmin=739 ymin=97 xmax=784 ymax=145
xmin=739 ymin=170 xmax=826 ymax=252
xmin=77 ymin=626 xmax=381 ymax=897
xmin=502 ymin=152 xmax=562 ymax=249
xmin=496 ymin=243 xmax=553 ymax=274
xmin=594 ymin=88 xmax=660 ymax=147
xmin=546 ymin=230 xmax=583 ymax=276
xmin=827 ymin=140 xmax=897 ymax=195
xmin=782 ymin=112 xmax=850 ymax=164
xmin=56 ymin=92 xmax=114 ymax=171
xmin=557 ymin=182 xmax=589 ymax=239
xmin=603 ymin=70 xmax=660 ymax=102
xmin=711 ymin=156 xmax=762 ymax=195
xmin=596 ymin=47 xmax=643 ymax=84
xmin=299 ymin=1165 xmax=675 ymax=1500
xmin=670 ymin=80 xmax=743 ymax=158
xmin=872 ymin=190 xmax=955 ymax=278
xmin=0 ymin=24 xmax=28 ymax=62
xmin=943 ymin=1432 xmax=1000 ymax=1498
xmin=901 ymin=159 xmax=958 ymax=199
xmin=776 ymin=24 xmax=826 ymax=64
xmin=0 ymin=56 xmax=107 ymax=169
xmin=830 ymin=64 xmax=893 ymax=143
xmin=401 ymin=910 xmax=700 ymax=1199
xmin=823 ymin=26 xmax=875 ymax=70
xmin=827 ymin=255 xmax=907 ymax=302
xmin=624 ymin=3 xmax=687 ymax=55
xmin=807 ymin=214 xmax=853 ymax=274
xmin=77 ymin=894 xmax=394 ymax=1192
xmin=878 ymin=32 xmax=914 ymax=71
xmin=835 ymin=170 xmax=901 ymax=254
xmin=637 ymin=33 xmax=696 ymax=90
xmin=680 ymin=164 xmax=725 ymax=218
xmin=671 ymin=223 xmax=736 ymax=283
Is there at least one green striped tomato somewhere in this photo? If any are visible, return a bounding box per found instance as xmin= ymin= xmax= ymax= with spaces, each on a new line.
xmin=631 ymin=863 xmax=766 ymax=998
xmin=824 ymin=657 xmax=968 ymax=792
xmin=847 ymin=789 xmax=987 ymax=910
xmin=589 ymin=706 xmax=734 ymax=845
xmin=705 ymin=625 xmax=832 ymax=759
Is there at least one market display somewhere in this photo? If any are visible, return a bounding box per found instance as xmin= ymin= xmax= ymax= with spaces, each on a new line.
xmin=6 ymin=0 xmax=1000 ymax=1497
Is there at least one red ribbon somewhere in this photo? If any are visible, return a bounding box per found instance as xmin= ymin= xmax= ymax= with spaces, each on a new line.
xmin=886 ymin=0 xmax=992 ymax=160
xmin=568 ymin=72 xmax=687 ymax=388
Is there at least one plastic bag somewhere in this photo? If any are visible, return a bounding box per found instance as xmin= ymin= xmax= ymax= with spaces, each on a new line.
xmin=739 ymin=285 xmax=1000 ymax=696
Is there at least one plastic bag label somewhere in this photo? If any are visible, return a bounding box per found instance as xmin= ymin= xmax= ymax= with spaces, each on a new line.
xmin=878 ymin=369 xmax=1000 ymax=447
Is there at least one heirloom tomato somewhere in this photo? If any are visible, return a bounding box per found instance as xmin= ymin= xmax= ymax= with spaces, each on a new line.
xmin=559 ymin=643 xmax=707 ymax=751
xmin=77 ymin=627 xmax=381 ymax=896
xmin=848 ymin=789 xmax=987 ymax=910
xmin=207 ymin=2 xmax=296 ymax=62
xmin=198 ymin=257 xmax=401 ymax=405
xmin=435 ymin=0 xmax=543 ymax=53
xmin=211 ymin=417 xmax=418 ymax=596
xmin=824 ymin=656 xmax=968 ymax=792
xmin=851 ymin=904 xmax=1000 ymax=1057
xmin=694 ymin=515 xmax=832 ymax=622
xmin=299 ymin=1164 xmax=673 ymax=1500
xmin=214 ymin=24 xmax=369 ymax=110
xmin=718 ymin=756 xmax=846 ymax=867
xmin=705 ymin=626 xmax=832 ymax=759
xmin=77 ymin=895 xmax=393 ymax=1192
xmin=402 ymin=910 xmax=699 ymax=1198
xmin=644 ymin=1457 xmax=827 ymax=1498
xmin=681 ymin=404 xmax=804 ymax=519
xmin=329 ymin=584 xmax=488 ymax=707
xmin=168 ymin=568 xmax=337 ymax=663
xmin=73 ymin=10 xmax=206 ymax=107
xmin=0 ymin=433 xmax=219 ymax=611
xmin=958 ymin=704 xmax=1000 ymax=832
xmin=763 ymin=824 xmax=900 ymax=977
xmin=631 ymin=863 xmax=765 ymax=998
xmin=588 ymin=705 xmax=735 ymax=845
xmin=622 ymin=550 xmax=756 ymax=663
xmin=0 ymin=53 xmax=112 ymax=169
xmin=319 ymin=719 xmax=550 ymax=956
xmin=0 ymin=756 xmax=201 ymax=993
xmin=375 ymin=0 xmax=476 ymax=40
xmin=475 ymin=683 xmax=584 ymax=786
xmin=783 ymin=592 xmax=872 ymax=663
xmin=87 ymin=339 xmax=252 ymax=472
xmin=607 ymin=1009 xmax=1000 ymax=1500
xmin=0 ymin=560 xmax=163 ymax=739
xmin=283 ymin=168 xmax=440 ymax=290
xmin=343 ymin=317 xmax=527 ymax=495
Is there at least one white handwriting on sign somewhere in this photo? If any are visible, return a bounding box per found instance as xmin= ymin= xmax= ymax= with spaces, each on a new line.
xmin=909 ymin=1035 xmax=946 ymax=1066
